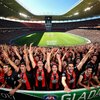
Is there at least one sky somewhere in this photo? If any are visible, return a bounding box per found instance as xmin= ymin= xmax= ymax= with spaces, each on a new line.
xmin=16 ymin=0 xmax=80 ymax=16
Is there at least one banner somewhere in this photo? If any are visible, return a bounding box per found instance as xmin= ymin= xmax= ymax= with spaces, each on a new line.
xmin=0 ymin=86 xmax=100 ymax=100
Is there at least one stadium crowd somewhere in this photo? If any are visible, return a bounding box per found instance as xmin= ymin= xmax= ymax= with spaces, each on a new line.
xmin=0 ymin=43 xmax=100 ymax=95
xmin=67 ymin=29 xmax=100 ymax=43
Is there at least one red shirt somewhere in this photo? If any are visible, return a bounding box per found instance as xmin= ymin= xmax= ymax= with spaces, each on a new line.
xmin=0 ymin=71 xmax=4 ymax=85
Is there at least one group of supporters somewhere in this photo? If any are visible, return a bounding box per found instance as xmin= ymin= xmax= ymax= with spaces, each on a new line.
xmin=0 ymin=43 xmax=100 ymax=95
xmin=67 ymin=29 xmax=100 ymax=43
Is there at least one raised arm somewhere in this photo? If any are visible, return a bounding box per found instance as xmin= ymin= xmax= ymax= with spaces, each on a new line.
xmin=0 ymin=60 xmax=4 ymax=67
xmin=56 ymin=53 xmax=62 ymax=72
xmin=12 ymin=46 xmax=22 ymax=60
xmin=2 ymin=50 xmax=19 ymax=72
xmin=28 ymin=43 xmax=36 ymax=69
xmin=70 ymin=49 xmax=75 ymax=61
xmin=23 ymin=44 xmax=31 ymax=71
xmin=46 ymin=51 xmax=52 ymax=73
xmin=61 ymin=52 xmax=67 ymax=61
xmin=77 ymin=46 xmax=94 ymax=71
xmin=40 ymin=47 xmax=46 ymax=61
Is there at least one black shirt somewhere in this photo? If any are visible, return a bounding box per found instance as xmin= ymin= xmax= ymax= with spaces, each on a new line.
xmin=4 ymin=71 xmax=20 ymax=88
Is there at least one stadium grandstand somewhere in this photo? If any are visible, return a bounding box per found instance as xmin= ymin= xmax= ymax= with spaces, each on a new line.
xmin=0 ymin=0 xmax=100 ymax=100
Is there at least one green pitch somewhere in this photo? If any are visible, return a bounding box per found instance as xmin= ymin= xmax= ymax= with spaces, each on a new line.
xmin=14 ymin=32 xmax=90 ymax=46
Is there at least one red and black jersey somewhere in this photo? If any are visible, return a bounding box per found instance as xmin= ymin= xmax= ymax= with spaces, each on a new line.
xmin=62 ymin=67 xmax=79 ymax=89
xmin=81 ymin=72 xmax=92 ymax=86
xmin=33 ymin=67 xmax=47 ymax=90
xmin=62 ymin=70 xmax=76 ymax=89
xmin=48 ymin=71 xmax=62 ymax=90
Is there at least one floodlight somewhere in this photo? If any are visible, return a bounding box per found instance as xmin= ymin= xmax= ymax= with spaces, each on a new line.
xmin=74 ymin=12 xmax=79 ymax=15
xmin=84 ymin=7 xmax=91 ymax=12
xmin=19 ymin=12 xmax=28 ymax=18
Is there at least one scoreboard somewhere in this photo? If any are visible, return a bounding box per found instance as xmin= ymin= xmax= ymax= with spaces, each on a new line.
xmin=45 ymin=16 xmax=52 ymax=31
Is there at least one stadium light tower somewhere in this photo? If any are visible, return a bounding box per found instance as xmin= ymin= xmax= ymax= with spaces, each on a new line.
xmin=45 ymin=16 xmax=52 ymax=31
xmin=19 ymin=12 xmax=28 ymax=18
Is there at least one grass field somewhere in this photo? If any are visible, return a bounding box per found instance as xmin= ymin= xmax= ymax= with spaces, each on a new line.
xmin=13 ymin=32 xmax=90 ymax=46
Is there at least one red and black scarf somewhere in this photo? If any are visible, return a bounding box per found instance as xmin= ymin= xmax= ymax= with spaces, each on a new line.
xmin=21 ymin=73 xmax=31 ymax=90
xmin=66 ymin=71 xmax=76 ymax=89
xmin=49 ymin=72 xmax=59 ymax=89
xmin=36 ymin=69 xmax=45 ymax=87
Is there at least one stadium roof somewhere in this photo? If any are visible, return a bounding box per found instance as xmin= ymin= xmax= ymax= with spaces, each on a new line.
xmin=0 ymin=0 xmax=100 ymax=21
